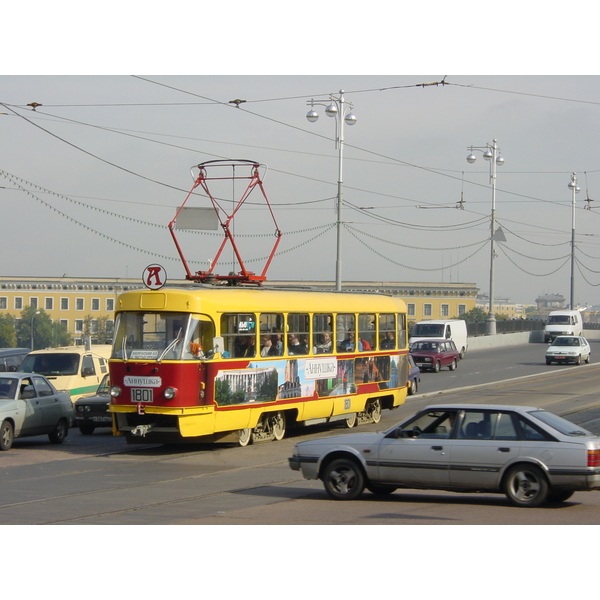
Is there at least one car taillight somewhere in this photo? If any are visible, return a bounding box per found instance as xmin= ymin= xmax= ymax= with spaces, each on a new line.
xmin=587 ymin=449 xmax=600 ymax=467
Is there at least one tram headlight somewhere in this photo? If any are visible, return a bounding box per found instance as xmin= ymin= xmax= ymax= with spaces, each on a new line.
xmin=110 ymin=386 xmax=122 ymax=398
xmin=164 ymin=387 xmax=178 ymax=400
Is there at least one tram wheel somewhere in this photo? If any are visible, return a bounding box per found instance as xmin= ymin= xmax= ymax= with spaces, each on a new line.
xmin=344 ymin=413 xmax=357 ymax=428
xmin=238 ymin=428 xmax=254 ymax=447
xmin=368 ymin=399 xmax=382 ymax=424
xmin=271 ymin=412 xmax=286 ymax=441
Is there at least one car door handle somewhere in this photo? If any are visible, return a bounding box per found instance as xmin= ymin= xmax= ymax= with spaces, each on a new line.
xmin=498 ymin=447 xmax=511 ymax=453
xmin=431 ymin=446 xmax=443 ymax=451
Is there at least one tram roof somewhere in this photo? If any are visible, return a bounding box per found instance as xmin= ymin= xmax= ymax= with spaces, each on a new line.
xmin=116 ymin=285 xmax=407 ymax=314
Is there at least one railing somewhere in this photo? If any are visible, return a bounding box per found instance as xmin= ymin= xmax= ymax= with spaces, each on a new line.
xmin=466 ymin=319 xmax=600 ymax=337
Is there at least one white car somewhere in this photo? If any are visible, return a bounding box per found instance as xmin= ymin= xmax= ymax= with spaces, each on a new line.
xmin=545 ymin=335 xmax=591 ymax=365
xmin=0 ymin=373 xmax=74 ymax=450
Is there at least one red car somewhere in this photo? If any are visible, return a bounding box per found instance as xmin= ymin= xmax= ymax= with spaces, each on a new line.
xmin=410 ymin=338 xmax=460 ymax=373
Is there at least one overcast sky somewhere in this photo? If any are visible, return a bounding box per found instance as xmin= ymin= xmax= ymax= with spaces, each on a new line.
xmin=3 ymin=4 xmax=600 ymax=309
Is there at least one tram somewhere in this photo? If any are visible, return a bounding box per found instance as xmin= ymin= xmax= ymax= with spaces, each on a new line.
xmin=108 ymin=285 xmax=409 ymax=445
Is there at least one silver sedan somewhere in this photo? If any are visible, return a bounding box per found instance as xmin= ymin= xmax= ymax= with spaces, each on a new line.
xmin=289 ymin=404 xmax=600 ymax=507
xmin=0 ymin=373 xmax=74 ymax=450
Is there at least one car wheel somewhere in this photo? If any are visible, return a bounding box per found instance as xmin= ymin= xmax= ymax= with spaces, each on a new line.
xmin=449 ymin=359 xmax=457 ymax=371
xmin=78 ymin=423 xmax=95 ymax=435
xmin=547 ymin=489 xmax=574 ymax=503
xmin=585 ymin=354 xmax=591 ymax=364
xmin=503 ymin=464 xmax=549 ymax=507
xmin=408 ymin=379 xmax=417 ymax=396
xmin=575 ymin=355 xmax=581 ymax=365
xmin=322 ymin=457 xmax=365 ymax=500
xmin=545 ymin=359 xmax=552 ymax=365
xmin=433 ymin=361 xmax=440 ymax=373
xmin=1 ymin=419 xmax=14 ymax=451
xmin=49 ymin=419 xmax=68 ymax=444
xmin=366 ymin=482 xmax=397 ymax=495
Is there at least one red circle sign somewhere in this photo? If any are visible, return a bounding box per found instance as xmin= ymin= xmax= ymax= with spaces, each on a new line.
xmin=142 ymin=264 xmax=167 ymax=290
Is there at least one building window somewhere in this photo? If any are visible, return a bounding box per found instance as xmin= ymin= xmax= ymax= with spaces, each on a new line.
xmin=60 ymin=319 xmax=69 ymax=332
xmin=441 ymin=304 xmax=449 ymax=317
xmin=458 ymin=304 xmax=466 ymax=316
xmin=30 ymin=297 xmax=38 ymax=309
xmin=91 ymin=298 xmax=100 ymax=311
xmin=0 ymin=297 xmax=6 ymax=310
xmin=106 ymin=298 xmax=114 ymax=312
xmin=14 ymin=297 xmax=23 ymax=310
xmin=61 ymin=297 xmax=69 ymax=310
xmin=45 ymin=297 xmax=54 ymax=310
xmin=423 ymin=304 xmax=432 ymax=317
xmin=75 ymin=319 xmax=84 ymax=333
xmin=76 ymin=298 xmax=84 ymax=311
xmin=407 ymin=303 xmax=415 ymax=316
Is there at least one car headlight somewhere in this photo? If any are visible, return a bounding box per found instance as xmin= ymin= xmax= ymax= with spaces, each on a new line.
xmin=164 ymin=387 xmax=177 ymax=400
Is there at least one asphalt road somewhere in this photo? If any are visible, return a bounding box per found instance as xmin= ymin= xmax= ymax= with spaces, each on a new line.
xmin=2 ymin=341 xmax=600 ymax=528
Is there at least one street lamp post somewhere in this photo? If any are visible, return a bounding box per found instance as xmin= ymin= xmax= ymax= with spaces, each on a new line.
xmin=466 ymin=139 xmax=504 ymax=335
xmin=307 ymin=90 xmax=357 ymax=291
xmin=568 ymin=172 xmax=580 ymax=310
xmin=31 ymin=310 xmax=40 ymax=350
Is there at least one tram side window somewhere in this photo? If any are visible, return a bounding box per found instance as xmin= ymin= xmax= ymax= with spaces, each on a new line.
xmin=287 ymin=313 xmax=309 ymax=355
xmin=358 ymin=313 xmax=375 ymax=351
xmin=313 ymin=313 xmax=333 ymax=354
xmin=260 ymin=313 xmax=284 ymax=357
xmin=337 ymin=314 xmax=357 ymax=352
xmin=221 ymin=313 xmax=257 ymax=358
xmin=379 ymin=313 xmax=396 ymax=350
xmin=398 ymin=313 xmax=407 ymax=349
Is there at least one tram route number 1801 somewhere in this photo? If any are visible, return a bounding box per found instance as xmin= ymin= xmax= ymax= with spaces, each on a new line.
xmin=131 ymin=388 xmax=153 ymax=403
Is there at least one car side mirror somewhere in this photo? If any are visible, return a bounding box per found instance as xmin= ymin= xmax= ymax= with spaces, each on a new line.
xmin=81 ymin=367 xmax=94 ymax=377
xmin=20 ymin=386 xmax=35 ymax=400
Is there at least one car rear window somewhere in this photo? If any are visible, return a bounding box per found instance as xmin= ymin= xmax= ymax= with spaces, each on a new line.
xmin=527 ymin=410 xmax=593 ymax=437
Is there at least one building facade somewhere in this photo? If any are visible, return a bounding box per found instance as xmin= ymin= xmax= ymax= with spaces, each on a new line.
xmin=0 ymin=276 xmax=479 ymax=344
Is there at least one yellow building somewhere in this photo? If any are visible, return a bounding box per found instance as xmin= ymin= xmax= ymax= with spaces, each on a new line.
xmin=0 ymin=276 xmax=479 ymax=343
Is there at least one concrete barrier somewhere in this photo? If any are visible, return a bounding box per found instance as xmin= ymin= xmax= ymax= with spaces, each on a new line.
xmin=467 ymin=328 xmax=600 ymax=351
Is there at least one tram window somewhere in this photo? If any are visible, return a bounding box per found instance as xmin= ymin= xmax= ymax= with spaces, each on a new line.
xmin=260 ymin=313 xmax=284 ymax=356
xmin=398 ymin=313 xmax=407 ymax=348
xmin=379 ymin=313 xmax=396 ymax=350
xmin=221 ymin=313 xmax=257 ymax=358
xmin=358 ymin=313 xmax=375 ymax=352
xmin=313 ymin=313 xmax=333 ymax=354
xmin=337 ymin=314 xmax=357 ymax=353
xmin=287 ymin=313 xmax=309 ymax=355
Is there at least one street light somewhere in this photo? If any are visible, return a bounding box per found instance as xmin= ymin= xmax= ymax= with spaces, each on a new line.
xmin=31 ymin=310 xmax=40 ymax=350
xmin=466 ymin=139 xmax=504 ymax=335
xmin=568 ymin=172 xmax=580 ymax=310
xmin=306 ymin=90 xmax=357 ymax=291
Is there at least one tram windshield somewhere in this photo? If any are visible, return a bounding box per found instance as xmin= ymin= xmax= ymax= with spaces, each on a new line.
xmin=111 ymin=312 xmax=216 ymax=360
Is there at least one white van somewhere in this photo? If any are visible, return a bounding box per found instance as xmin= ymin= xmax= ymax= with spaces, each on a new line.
xmin=19 ymin=345 xmax=112 ymax=402
xmin=544 ymin=310 xmax=584 ymax=343
xmin=409 ymin=319 xmax=468 ymax=358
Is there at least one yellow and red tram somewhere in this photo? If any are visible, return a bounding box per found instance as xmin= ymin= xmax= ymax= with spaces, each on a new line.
xmin=108 ymin=285 xmax=409 ymax=445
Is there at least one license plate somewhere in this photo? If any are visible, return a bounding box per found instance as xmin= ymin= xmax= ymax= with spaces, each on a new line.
xmin=92 ymin=416 xmax=112 ymax=422
xmin=131 ymin=388 xmax=153 ymax=403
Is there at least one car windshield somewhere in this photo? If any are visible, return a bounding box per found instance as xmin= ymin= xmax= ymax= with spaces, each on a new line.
xmin=20 ymin=353 xmax=79 ymax=376
xmin=0 ymin=377 xmax=18 ymax=399
xmin=548 ymin=315 xmax=570 ymax=324
xmin=552 ymin=337 xmax=579 ymax=346
xmin=412 ymin=342 xmax=438 ymax=352
xmin=527 ymin=409 xmax=593 ymax=437
xmin=412 ymin=324 xmax=444 ymax=337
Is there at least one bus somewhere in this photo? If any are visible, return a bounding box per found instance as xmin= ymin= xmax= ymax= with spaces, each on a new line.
xmin=108 ymin=285 xmax=409 ymax=445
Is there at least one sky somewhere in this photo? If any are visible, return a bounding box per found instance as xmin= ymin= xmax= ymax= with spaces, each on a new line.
xmin=3 ymin=5 xmax=600 ymax=313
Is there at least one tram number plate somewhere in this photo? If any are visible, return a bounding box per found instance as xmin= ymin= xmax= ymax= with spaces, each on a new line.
xmin=131 ymin=388 xmax=153 ymax=403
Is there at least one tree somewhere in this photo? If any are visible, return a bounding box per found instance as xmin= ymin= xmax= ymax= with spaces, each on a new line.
xmin=17 ymin=306 xmax=71 ymax=350
xmin=458 ymin=307 xmax=489 ymax=323
xmin=0 ymin=313 xmax=17 ymax=347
